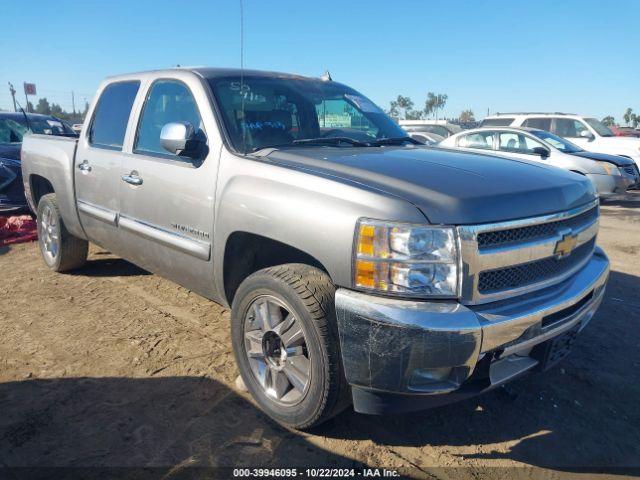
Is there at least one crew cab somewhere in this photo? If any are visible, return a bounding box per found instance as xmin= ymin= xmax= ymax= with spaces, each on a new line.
xmin=21 ymin=68 xmax=609 ymax=428
xmin=481 ymin=112 xmax=640 ymax=170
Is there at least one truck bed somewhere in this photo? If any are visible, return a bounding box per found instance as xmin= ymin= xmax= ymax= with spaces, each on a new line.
xmin=21 ymin=134 xmax=86 ymax=239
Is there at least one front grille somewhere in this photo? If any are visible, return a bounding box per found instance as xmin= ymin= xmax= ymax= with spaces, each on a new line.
xmin=477 ymin=206 xmax=598 ymax=249
xmin=478 ymin=238 xmax=595 ymax=293
xmin=622 ymin=165 xmax=639 ymax=180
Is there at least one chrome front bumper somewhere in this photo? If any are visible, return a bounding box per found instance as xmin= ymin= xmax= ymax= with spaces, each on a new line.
xmin=335 ymin=247 xmax=609 ymax=414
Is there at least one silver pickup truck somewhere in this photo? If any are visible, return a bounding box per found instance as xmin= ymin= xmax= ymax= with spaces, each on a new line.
xmin=21 ymin=68 xmax=609 ymax=429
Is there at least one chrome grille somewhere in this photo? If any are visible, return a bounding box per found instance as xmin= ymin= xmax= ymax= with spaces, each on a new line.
xmin=478 ymin=238 xmax=595 ymax=293
xmin=457 ymin=200 xmax=600 ymax=305
xmin=477 ymin=207 xmax=597 ymax=249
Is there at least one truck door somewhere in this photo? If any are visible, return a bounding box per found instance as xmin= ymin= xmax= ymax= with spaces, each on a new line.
xmin=117 ymin=77 xmax=218 ymax=297
xmin=75 ymin=80 xmax=140 ymax=253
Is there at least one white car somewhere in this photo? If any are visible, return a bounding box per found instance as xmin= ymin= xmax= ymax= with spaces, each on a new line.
xmin=480 ymin=112 xmax=640 ymax=169
xmin=439 ymin=126 xmax=639 ymax=198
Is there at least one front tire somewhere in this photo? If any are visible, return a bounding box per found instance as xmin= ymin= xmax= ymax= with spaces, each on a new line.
xmin=231 ymin=264 xmax=349 ymax=429
xmin=37 ymin=193 xmax=88 ymax=272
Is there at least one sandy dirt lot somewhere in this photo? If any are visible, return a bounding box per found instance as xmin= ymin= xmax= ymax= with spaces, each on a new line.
xmin=1 ymin=194 xmax=639 ymax=479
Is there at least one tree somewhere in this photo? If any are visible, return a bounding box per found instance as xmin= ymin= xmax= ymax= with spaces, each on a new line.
xmin=624 ymin=108 xmax=633 ymax=126
xmin=387 ymin=95 xmax=417 ymax=120
xmin=601 ymin=115 xmax=615 ymax=126
xmin=35 ymin=97 xmax=52 ymax=115
xmin=424 ymin=92 xmax=448 ymax=121
xmin=632 ymin=114 xmax=639 ymax=129
xmin=459 ymin=109 xmax=475 ymax=123
xmin=26 ymin=101 xmax=34 ymax=113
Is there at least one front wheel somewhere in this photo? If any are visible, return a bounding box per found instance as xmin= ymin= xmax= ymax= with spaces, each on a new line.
xmin=37 ymin=193 xmax=88 ymax=272
xmin=231 ymin=264 xmax=350 ymax=429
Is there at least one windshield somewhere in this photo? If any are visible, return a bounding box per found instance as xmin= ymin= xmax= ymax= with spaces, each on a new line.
xmin=209 ymin=76 xmax=407 ymax=152
xmin=0 ymin=116 xmax=76 ymax=144
xmin=530 ymin=130 xmax=583 ymax=153
xmin=584 ymin=118 xmax=615 ymax=137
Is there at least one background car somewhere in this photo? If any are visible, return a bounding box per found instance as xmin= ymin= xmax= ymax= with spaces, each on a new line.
xmin=439 ymin=126 xmax=639 ymax=198
xmin=399 ymin=120 xmax=462 ymax=138
xmin=0 ymin=112 xmax=77 ymax=212
xmin=402 ymin=127 xmax=445 ymax=144
xmin=479 ymin=112 xmax=640 ymax=169
xmin=610 ymin=125 xmax=640 ymax=138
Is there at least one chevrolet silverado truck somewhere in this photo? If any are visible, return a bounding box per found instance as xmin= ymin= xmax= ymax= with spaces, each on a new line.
xmin=21 ymin=68 xmax=609 ymax=429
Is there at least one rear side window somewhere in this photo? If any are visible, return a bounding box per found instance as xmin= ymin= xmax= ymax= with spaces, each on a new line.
xmin=522 ymin=117 xmax=552 ymax=131
xmin=479 ymin=118 xmax=514 ymax=127
xmin=89 ymin=81 xmax=140 ymax=150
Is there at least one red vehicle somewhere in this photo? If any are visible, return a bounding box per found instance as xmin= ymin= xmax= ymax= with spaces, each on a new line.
xmin=609 ymin=125 xmax=640 ymax=137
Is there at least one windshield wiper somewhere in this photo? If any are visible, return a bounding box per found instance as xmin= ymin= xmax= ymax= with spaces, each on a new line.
xmin=369 ymin=136 xmax=422 ymax=146
xmin=292 ymin=137 xmax=370 ymax=147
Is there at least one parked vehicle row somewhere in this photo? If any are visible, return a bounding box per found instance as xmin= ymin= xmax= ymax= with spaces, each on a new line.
xmin=439 ymin=127 xmax=639 ymax=198
xmin=480 ymin=112 xmax=640 ymax=169
xmin=22 ymin=67 xmax=609 ymax=429
xmin=0 ymin=112 xmax=76 ymax=212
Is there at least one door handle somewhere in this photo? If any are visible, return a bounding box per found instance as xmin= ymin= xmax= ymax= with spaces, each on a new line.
xmin=78 ymin=160 xmax=91 ymax=172
xmin=122 ymin=172 xmax=143 ymax=186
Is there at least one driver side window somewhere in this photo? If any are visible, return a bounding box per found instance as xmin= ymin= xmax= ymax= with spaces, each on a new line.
xmin=553 ymin=118 xmax=588 ymax=139
xmin=135 ymin=80 xmax=203 ymax=157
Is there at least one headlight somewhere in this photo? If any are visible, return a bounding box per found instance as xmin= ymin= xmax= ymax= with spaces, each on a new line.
xmin=600 ymin=162 xmax=621 ymax=176
xmin=354 ymin=219 xmax=459 ymax=297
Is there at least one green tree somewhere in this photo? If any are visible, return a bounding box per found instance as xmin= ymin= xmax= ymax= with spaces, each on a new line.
xmin=623 ymin=108 xmax=633 ymax=126
xmin=35 ymin=97 xmax=52 ymax=115
xmin=601 ymin=115 xmax=615 ymax=126
xmin=459 ymin=109 xmax=475 ymax=122
xmin=632 ymin=114 xmax=639 ymax=129
xmin=424 ymin=92 xmax=448 ymax=121
xmin=387 ymin=95 xmax=417 ymax=120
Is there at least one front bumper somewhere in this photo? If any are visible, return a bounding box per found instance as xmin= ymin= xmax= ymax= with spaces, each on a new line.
xmin=588 ymin=173 xmax=635 ymax=197
xmin=335 ymin=247 xmax=609 ymax=414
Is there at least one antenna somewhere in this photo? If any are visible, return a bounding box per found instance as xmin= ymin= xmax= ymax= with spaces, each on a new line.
xmin=239 ymin=0 xmax=247 ymax=153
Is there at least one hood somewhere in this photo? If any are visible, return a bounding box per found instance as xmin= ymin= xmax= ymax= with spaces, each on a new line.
xmin=0 ymin=143 xmax=21 ymax=162
xmin=570 ymin=150 xmax=636 ymax=166
xmin=263 ymin=146 xmax=596 ymax=225
xmin=598 ymin=136 xmax=640 ymax=149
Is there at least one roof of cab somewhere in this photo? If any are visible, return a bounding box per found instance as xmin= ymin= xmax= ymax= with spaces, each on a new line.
xmin=104 ymin=67 xmax=316 ymax=82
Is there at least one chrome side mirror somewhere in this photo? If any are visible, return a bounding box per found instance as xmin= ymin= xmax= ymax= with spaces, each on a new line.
xmin=160 ymin=121 xmax=195 ymax=155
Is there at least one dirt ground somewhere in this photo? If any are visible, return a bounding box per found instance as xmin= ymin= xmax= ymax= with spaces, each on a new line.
xmin=1 ymin=194 xmax=639 ymax=479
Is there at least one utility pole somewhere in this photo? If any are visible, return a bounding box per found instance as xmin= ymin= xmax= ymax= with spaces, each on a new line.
xmin=71 ymin=91 xmax=76 ymax=116
xmin=8 ymin=82 xmax=17 ymax=112
xmin=23 ymin=86 xmax=29 ymax=112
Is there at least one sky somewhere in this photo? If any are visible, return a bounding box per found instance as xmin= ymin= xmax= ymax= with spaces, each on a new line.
xmin=1 ymin=0 xmax=639 ymax=122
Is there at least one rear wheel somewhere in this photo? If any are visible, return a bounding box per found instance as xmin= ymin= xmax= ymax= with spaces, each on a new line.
xmin=231 ymin=264 xmax=350 ymax=429
xmin=37 ymin=193 xmax=88 ymax=272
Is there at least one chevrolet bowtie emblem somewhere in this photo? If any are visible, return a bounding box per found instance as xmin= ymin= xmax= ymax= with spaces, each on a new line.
xmin=555 ymin=233 xmax=578 ymax=258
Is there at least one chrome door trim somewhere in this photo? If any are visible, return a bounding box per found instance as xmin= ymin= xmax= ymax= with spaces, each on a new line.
xmin=77 ymin=200 xmax=118 ymax=226
xmin=118 ymin=215 xmax=211 ymax=260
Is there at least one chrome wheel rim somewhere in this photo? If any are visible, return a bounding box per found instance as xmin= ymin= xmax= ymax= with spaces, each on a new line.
xmin=39 ymin=205 xmax=59 ymax=263
xmin=243 ymin=295 xmax=311 ymax=405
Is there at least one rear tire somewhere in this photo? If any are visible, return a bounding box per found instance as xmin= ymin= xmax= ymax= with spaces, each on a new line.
xmin=231 ymin=264 xmax=350 ymax=429
xmin=37 ymin=193 xmax=88 ymax=272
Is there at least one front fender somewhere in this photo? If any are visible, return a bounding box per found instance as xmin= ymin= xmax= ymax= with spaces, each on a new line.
xmin=212 ymin=153 xmax=427 ymax=301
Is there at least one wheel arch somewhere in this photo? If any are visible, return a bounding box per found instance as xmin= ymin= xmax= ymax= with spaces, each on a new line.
xmin=222 ymin=231 xmax=330 ymax=306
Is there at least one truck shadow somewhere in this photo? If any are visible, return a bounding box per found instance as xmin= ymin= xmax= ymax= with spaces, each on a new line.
xmin=68 ymin=257 xmax=151 ymax=277
xmin=317 ymin=269 xmax=640 ymax=473
xmin=0 ymin=376 xmax=363 ymax=475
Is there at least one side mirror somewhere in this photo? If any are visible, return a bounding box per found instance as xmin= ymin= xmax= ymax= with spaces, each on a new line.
xmin=579 ymin=130 xmax=595 ymax=141
xmin=532 ymin=146 xmax=550 ymax=158
xmin=160 ymin=121 xmax=196 ymax=155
